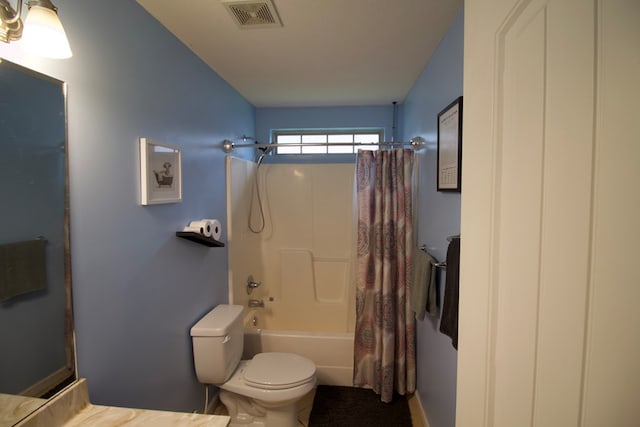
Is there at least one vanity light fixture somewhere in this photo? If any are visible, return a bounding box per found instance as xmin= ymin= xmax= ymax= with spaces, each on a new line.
xmin=0 ymin=0 xmax=72 ymax=58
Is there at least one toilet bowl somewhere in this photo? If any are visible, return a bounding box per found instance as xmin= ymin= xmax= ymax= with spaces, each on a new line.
xmin=191 ymin=304 xmax=316 ymax=427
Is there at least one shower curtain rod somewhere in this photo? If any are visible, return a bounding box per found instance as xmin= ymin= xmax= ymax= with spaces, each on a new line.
xmin=221 ymin=136 xmax=426 ymax=153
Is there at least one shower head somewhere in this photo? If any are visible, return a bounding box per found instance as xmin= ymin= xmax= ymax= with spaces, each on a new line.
xmin=256 ymin=142 xmax=274 ymax=165
xmin=258 ymin=141 xmax=274 ymax=153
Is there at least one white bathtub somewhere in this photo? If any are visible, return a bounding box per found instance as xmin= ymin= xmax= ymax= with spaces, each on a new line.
xmin=242 ymin=309 xmax=354 ymax=386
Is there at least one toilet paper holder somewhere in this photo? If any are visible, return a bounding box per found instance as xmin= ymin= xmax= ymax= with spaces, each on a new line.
xmin=176 ymin=221 xmax=224 ymax=248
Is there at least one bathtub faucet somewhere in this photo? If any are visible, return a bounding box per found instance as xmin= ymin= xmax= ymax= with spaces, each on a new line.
xmin=246 ymin=275 xmax=261 ymax=295
xmin=248 ymin=298 xmax=264 ymax=308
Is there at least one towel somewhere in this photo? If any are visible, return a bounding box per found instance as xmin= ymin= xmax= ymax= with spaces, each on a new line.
xmin=411 ymin=248 xmax=438 ymax=320
xmin=439 ymin=236 xmax=460 ymax=349
xmin=0 ymin=239 xmax=47 ymax=302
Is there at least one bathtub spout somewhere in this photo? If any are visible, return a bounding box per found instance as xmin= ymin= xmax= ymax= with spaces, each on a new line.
xmin=248 ymin=299 xmax=264 ymax=308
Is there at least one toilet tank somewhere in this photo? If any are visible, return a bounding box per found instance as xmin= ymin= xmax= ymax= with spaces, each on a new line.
xmin=190 ymin=304 xmax=244 ymax=384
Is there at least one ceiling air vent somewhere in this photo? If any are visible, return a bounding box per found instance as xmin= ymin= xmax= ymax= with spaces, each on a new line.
xmin=222 ymin=0 xmax=282 ymax=29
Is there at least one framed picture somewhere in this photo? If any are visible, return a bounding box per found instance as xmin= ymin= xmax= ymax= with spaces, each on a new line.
xmin=139 ymin=138 xmax=182 ymax=205
xmin=437 ymin=96 xmax=463 ymax=192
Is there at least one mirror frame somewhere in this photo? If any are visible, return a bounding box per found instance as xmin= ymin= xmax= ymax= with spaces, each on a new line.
xmin=0 ymin=58 xmax=76 ymax=425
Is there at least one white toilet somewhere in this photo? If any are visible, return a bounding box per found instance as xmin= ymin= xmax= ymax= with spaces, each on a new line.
xmin=191 ymin=304 xmax=316 ymax=427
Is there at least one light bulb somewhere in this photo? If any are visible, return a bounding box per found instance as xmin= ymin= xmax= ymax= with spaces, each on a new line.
xmin=21 ymin=5 xmax=72 ymax=59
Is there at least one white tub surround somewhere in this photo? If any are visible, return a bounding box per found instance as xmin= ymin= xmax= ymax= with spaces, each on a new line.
xmin=226 ymin=159 xmax=357 ymax=333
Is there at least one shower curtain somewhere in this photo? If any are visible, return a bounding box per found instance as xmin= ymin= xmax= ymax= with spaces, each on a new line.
xmin=353 ymin=149 xmax=416 ymax=402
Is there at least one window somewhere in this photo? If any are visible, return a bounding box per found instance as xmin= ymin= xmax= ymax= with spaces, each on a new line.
xmin=272 ymin=130 xmax=383 ymax=154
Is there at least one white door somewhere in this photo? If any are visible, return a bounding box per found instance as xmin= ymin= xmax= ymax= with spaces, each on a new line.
xmin=458 ymin=0 xmax=640 ymax=426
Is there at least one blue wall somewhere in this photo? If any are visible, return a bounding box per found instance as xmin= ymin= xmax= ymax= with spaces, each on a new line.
xmin=403 ymin=11 xmax=464 ymax=427
xmin=0 ymin=0 xmax=254 ymax=413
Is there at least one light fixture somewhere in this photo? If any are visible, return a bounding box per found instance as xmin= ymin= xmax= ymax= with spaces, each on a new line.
xmin=0 ymin=0 xmax=72 ymax=58
xmin=0 ymin=0 xmax=23 ymax=42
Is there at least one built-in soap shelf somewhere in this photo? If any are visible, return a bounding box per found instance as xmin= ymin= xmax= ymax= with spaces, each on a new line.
xmin=175 ymin=231 xmax=225 ymax=247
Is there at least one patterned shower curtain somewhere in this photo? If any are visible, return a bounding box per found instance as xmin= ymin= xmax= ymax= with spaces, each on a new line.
xmin=353 ymin=149 xmax=416 ymax=402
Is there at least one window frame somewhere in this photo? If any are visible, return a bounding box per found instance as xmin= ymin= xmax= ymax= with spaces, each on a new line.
xmin=271 ymin=129 xmax=384 ymax=155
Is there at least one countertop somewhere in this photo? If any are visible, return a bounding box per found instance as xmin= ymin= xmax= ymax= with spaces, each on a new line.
xmin=1 ymin=393 xmax=47 ymax=426
xmin=64 ymin=405 xmax=229 ymax=426
xmin=14 ymin=379 xmax=229 ymax=427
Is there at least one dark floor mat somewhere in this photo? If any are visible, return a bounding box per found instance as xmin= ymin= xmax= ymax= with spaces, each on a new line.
xmin=308 ymin=385 xmax=412 ymax=427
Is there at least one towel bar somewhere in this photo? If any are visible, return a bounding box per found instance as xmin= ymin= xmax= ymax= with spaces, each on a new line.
xmin=418 ymin=245 xmax=447 ymax=269
xmin=433 ymin=261 xmax=447 ymax=269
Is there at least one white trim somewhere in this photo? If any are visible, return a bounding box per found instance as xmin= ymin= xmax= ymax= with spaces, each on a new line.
xmin=272 ymin=129 xmax=384 ymax=154
xmin=409 ymin=390 xmax=431 ymax=427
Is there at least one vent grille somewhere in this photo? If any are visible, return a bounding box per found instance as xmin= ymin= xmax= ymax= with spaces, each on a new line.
xmin=222 ymin=0 xmax=282 ymax=28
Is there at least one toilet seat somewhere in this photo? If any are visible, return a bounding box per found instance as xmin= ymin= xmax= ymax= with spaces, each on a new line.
xmin=244 ymin=352 xmax=316 ymax=390
xmin=221 ymin=359 xmax=316 ymax=405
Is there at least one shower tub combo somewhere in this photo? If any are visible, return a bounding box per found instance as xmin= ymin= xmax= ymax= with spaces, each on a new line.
xmin=227 ymin=157 xmax=357 ymax=387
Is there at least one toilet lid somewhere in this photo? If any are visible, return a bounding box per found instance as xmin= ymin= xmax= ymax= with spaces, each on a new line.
xmin=244 ymin=352 xmax=316 ymax=390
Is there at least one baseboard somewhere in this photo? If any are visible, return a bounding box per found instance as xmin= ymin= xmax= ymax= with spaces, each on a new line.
xmin=408 ymin=389 xmax=430 ymax=427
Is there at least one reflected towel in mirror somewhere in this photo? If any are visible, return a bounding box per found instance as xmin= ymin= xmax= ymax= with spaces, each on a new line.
xmin=0 ymin=239 xmax=47 ymax=302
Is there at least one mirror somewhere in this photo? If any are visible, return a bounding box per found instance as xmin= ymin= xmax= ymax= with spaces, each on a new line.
xmin=0 ymin=59 xmax=75 ymax=426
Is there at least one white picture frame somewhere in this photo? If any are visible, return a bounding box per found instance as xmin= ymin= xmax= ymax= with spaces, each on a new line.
xmin=139 ymin=138 xmax=182 ymax=205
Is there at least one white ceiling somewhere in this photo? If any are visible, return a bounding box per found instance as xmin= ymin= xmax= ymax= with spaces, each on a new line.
xmin=137 ymin=0 xmax=463 ymax=108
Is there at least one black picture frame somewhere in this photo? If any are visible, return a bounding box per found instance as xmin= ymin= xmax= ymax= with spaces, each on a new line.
xmin=437 ymin=96 xmax=463 ymax=192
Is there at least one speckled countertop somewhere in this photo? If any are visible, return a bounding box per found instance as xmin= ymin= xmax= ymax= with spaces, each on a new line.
xmin=13 ymin=379 xmax=229 ymax=427
xmin=64 ymin=405 xmax=229 ymax=427
xmin=1 ymin=393 xmax=47 ymax=426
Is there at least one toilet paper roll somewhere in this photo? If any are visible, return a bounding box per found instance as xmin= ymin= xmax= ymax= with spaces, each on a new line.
xmin=187 ymin=220 xmax=212 ymax=237
xmin=201 ymin=219 xmax=222 ymax=240
xmin=182 ymin=225 xmax=204 ymax=234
